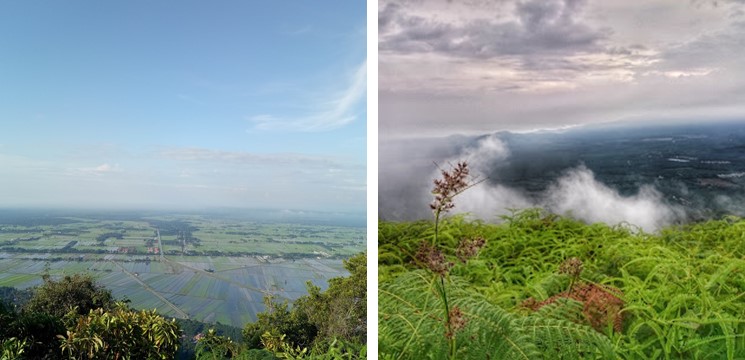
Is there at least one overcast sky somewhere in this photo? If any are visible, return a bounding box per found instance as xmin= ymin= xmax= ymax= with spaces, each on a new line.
xmin=0 ymin=1 xmax=366 ymax=212
xmin=380 ymin=0 xmax=745 ymax=139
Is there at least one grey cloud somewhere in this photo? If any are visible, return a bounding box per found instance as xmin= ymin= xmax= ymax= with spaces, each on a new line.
xmin=380 ymin=0 xmax=610 ymax=59
xmin=659 ymin=23 xmax=745 ymax=70
xmin=692 ymin=0 xmax=745 ymax=6
xmin=379 ymin=3 xmax=402 ymax=33
xmin=516 ymin=0 xmax=587 ymax=32
xmin=381 ymin=12 xmax=455 ymax=54
xmin=379 ymin=0 xmax=745 ymax=140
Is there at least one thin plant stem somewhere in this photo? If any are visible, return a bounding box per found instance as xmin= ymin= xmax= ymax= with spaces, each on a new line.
xmin=433 ymin=209 xmax=440 ymax=246
xmin=426 ymin=161 xmax=482 ymax=359
xmin=442 ymin=277 xmax=456 ymax=359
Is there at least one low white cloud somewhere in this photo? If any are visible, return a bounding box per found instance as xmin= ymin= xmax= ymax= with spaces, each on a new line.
xmin=457 ymin=165 xmax=681 ymax=232
xmin=460 ymin=165 xmax=681 ymax=232
xmin=95 ymin=163 xmax=118 ymax=173
xmin=250 ymin=61 xmax=366 ymax=132
xmin=68 ymin=163 xmax=122 ymax=177
xmin=458 ymin=134 xmax=511 ymax=172
xmin=435 ymin=134 xmax=531 ymax=220
xmin=544 ymin=166 xmax=681 ymax=232
xmin=384 ymin=133 xmax=684 ymax=232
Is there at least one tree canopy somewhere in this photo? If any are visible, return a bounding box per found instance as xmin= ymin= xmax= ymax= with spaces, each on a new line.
xmin=24 ymin=274 xmax=115 ymax=318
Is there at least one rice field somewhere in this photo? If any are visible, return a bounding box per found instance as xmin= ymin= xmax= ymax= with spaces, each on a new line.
xmin=0 ymin=212 xmax=362 ymax=328
xmin=0 ymin=211 xmax=365 ymax=327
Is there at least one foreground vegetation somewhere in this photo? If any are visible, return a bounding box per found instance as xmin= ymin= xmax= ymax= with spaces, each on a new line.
xmin=1 ymin=253 xmax=365 ymax=359
xmin=379 ymin=162 xmax=745 ymax=359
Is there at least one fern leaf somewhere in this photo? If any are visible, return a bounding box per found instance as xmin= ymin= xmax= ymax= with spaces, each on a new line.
xmin=380 ymin=271 xmax=617 ymax=359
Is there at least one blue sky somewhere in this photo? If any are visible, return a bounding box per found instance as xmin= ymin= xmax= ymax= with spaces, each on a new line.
xmin=0 ymin=1 xmax=366 ymax=212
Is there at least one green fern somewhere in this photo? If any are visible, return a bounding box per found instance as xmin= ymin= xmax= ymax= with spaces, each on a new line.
xmin=380 ymin=212 xmax=745 ymax=359
xmin=379 ymin=271 xmax=616 ymax=359
xmin=531 ymin=297 xmax=586 ymax=324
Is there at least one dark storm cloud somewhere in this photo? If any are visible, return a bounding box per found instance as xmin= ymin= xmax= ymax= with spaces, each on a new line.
xmin=379 ymin=0 xmax=610 ymax=59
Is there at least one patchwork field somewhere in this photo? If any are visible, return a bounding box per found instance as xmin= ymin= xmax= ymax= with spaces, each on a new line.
xmin=0 ymin=211 xmax=364 ymax=328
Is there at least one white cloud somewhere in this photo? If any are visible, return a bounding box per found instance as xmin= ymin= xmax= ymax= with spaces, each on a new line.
xmin=250 ymin=61 xmax=366 ymax=132
xmin=380 ymin=133 xmax=687 ymax=232
xmin=69 ymin=163 xmax=122 ymax=177
xmin=545 ymin=166 xmax=681 ymax=232
xmin=95 ymin=163 xmax=116 ymax=172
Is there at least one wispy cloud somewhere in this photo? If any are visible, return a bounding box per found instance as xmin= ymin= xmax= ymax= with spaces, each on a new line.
xmin=250 ymin=61 xmax=366 ymax=132
xmin=286 ymin=25 xmax=312 ymax=35
xmin=159 ymin=147 xmax=356 ymax=168
xmin=176 ymin=93 xmax=207 ymax=106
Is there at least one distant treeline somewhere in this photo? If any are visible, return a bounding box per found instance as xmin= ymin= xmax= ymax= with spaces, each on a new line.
xmin=224 ymin=230 xmax=334 ymax=238
xmin=148 ymin=219 xmax=199 ymax=235
xmin=0 ymin=236 xmax=42 ymax=246
xmin=0 ymin=228 xmax=43 ymax=234
xmin=0 ymin=247 xmax=113 ymax=255
xmin=0 ymin=216 xmax=78 ymax=227
xmin=96 ymin=231 xmax=124 ymax=242
xmin=0 ymin=246 xmax=349 ymax=260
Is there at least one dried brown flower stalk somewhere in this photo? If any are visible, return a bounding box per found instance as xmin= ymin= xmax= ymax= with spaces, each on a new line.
xmin=445 ymin=306 xmax=468 ymax=339
xmin=558 ymin=257 xmax=583 ymax=278
xmin=415 ymin=241 xmax=454 ymax=277
xmin=456 ymin=236 xmax=486 ymax=263
xmin=430 ymin=161 xmax=471 ymax=216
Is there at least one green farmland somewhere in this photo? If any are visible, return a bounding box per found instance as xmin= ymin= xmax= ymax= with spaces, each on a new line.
xmin=0 ymin=210 xmax=364 ymax=328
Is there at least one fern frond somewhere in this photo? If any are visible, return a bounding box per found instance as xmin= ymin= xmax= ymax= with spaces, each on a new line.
xmin=515 ymin=315 xmax=616 ymax=360
xmin=532 ymin=297 xmax=586 ymax=324
xmin=380 ymin=271 xmax=616 ymax=359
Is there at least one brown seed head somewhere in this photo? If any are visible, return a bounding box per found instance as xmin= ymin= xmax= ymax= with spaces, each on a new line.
xmin=415 ymin=241 xmax=453 ymax=277
xmin=445 ymin=306 xmax=468 ymax=339
xmin=456 ymin=236 xmax=486 ymax=263
xmin=558 ymin=257 xmax=583 ymax=279
xmin=430 ymin=162 xmax=470 ymax=216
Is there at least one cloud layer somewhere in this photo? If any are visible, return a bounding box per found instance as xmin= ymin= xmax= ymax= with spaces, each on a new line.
xmin=379 ymin=0 xmax=745 ymax=138
xmin=380 ymin=0 xmax=609 ymax=58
